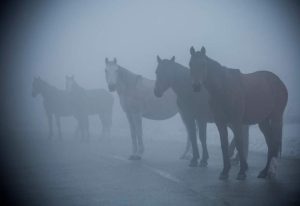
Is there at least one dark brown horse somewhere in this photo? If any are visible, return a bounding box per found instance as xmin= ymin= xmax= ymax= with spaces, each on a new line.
xmin=189 ymin=46 xmax=288 ymax=180
xmin=153 ymin=56 xmax=249 ymax=167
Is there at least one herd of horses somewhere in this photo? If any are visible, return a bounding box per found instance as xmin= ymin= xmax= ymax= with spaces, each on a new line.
xmin=33 ymin=46 xmax=288 ymax=180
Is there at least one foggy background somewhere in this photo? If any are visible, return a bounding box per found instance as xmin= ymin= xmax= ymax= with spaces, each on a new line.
xmin=1 ymin=0 xmax=300 ymax=155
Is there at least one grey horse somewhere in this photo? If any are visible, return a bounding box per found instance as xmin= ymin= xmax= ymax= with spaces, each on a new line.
xmin=154 ymin=56 xmax=249 ymax=167
xmin=65 ymin=76 xmax=114 ymax=140
xmin=32 ymin=77 xmax=82 ymax=139
xmin=104 ymin=58 xmax=178 ymax=160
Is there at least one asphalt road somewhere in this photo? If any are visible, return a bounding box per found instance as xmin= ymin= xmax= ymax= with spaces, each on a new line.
xmin=1 ymin=131 xmax=300 ymax=206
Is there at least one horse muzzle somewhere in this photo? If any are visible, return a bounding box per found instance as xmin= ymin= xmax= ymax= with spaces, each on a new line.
xmin=108 ymin=84 xmax=116 ymax=92
xmin=32 ymin=91 xmax=37 ymax=97
xmin=154 ymin=87 xmax=163 ymax=98
xmin=192 ymin=83 xmax=202 ymax=92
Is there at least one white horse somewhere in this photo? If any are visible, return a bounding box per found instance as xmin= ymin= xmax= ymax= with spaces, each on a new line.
xmin=104 ymin=58 xmax=178 ymax=160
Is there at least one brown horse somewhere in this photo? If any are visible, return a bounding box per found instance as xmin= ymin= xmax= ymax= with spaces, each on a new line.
xmin=189 ymin=46 xmax=288 ymax=180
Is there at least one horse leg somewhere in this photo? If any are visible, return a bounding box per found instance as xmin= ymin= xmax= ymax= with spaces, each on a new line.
xmin=215 ymin=121 xmax=230 ymax=180
xmin=267 ymin=116 xmax=283 ymax=178
xmin=85 ymin=116 xmax=90 ymax=141
xmin=46 ymin=112 xmax=53 ymax=139
xmin=258 ymin=119 xmax=272 ymax=178
xmin=183 ymin=115 xmax=199 ymax=167
xmin=134 ymin=114 xmax=144 ymax=157
xmin=197 ymin=121 xmax=209 ymax=167
xmin=232 ymin=123 xmax=248 ymax=180
xmin=100 ymin=114 xmax=111 ymax=139
xmin=228 ymin=137 xmax=236 ymax=159
xmin=242 ymin=125 xmax=249 ymax=161
xmin=55 ymin=115 xmax=62 ymax=139
xmin=126 ymin=113 xmax=138 ymax=160
xmin=180 ymin=136 xmax=192 ymax=160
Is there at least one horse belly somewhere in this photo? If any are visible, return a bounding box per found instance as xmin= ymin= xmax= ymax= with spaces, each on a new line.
xmin=142 ymin=90 xmax=178 ymax=120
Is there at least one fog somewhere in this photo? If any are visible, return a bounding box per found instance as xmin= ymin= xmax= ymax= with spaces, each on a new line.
xmin=1 ymin=0 xmax=300 ymax=148
xmin=2 ymin=1 xmax=300 ymax=205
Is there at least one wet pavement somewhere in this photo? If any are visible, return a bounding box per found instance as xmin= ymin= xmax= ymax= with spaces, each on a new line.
xmin=0 ymin=131 xmax=300 ymax=206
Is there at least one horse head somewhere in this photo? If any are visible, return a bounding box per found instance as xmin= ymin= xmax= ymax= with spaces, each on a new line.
xmin=32 ymin=76 xmax=43 ymax=97
xmin=189 ymin=46 xmax=208 ymax=92
xmin=154 ymin=55 xmax=175 ymax=97
xmin=65 ymin=75 xmax=75 ymax=92
xmin=105 ymin=57 xmax=119 ymax=92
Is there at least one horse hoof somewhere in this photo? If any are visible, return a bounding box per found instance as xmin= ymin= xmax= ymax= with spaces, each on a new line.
xmin=257 ymin=171 xmax=267 ymax=178
xmin=180 ymin=155 xmax=185 ymax=160
xmin=236 ymin=173 xmax=246 ymax=180
xmin=129 ymin=155 xmax=141 ymax=160
xmin=219 ymin=172 xmax=229 ymax=180
xmin=129 ymin=155 xmax=136 ymax=160
xmin=199 ymin=161 xmax=208 ymax=167
xmin=189 ymin=159 xmax=198 ymax=167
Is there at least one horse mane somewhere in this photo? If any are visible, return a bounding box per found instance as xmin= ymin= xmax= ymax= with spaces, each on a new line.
xmin=38 ymin=78 xmax=61 ymax=93
xmin=117 ymin=65 xmax=142 ymax=91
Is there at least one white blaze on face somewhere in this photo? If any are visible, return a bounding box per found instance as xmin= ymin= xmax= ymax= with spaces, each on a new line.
xmin=105 ymin=63 xmax=118 ymax=87
xmin=65 ymin=77 xmax=74 ymax=91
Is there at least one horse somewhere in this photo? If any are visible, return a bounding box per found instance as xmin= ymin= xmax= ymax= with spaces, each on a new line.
xmin=104 ymin=58 xmax=178 ymax=160
xmin=32 ymin=77 xmax=83 ymax=139
xmin=65 ymin=76 xmax=114 ymax=139
xmin=189 ymin=46 xmax=288 ymax=180
xmin=154 ymin=56 xmax=249 ymax=167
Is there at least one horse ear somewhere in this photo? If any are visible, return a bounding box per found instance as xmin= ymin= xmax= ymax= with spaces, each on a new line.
xmin=190 ymin=46 xmax=195 ymax=56
xmin=157 ymin=55 xmax=162 ymax=63
xmin=105 ymin=57 xmax=109 ymax=65
xmin=113 ymin=58 xmax=117 ymax=64
xmin=171 ymin=56 xmax=175 ymax=62
xmin=200 ymin=46 xmax=206 ymax=56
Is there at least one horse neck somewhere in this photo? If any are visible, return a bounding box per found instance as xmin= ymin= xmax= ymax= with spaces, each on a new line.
xmin=116 ymin=66 xmax=140 ymax=95
xmin=39 ymin=81 xmax=58 ymax=100
xmin=204 ymin=59 xmax=227 ymax=97
xmin=170 ymin=63 xmax=191 ymax=96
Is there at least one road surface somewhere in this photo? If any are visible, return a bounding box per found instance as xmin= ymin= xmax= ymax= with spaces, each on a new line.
xmin=0 ymin=131 xmax=300 ymax=206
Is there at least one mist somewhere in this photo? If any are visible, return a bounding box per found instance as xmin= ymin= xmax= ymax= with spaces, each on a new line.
xmin=1 ymin=0 xmax=299 ymax=133
xmin=1 ymin=1 xmax=300 ymax=205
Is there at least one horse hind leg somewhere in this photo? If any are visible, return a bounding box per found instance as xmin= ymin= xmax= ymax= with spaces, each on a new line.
xmin=267 ymin=115 xmax=283 ymax=179
xmin=100 ymin=113 xmax=111 ymax=139
xmin=197 ymin=121 xmax=209 ymax=167
xmin=232 ymin=124 xmax=248 ymax=180
xmin=47 ymin=113 xmax=53 ymax=139
xmin=258 ymin=119 xmax=272 ymax=178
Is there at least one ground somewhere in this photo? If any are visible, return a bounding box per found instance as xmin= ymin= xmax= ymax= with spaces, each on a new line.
xmin=0 ymin=131 xmax=300 ymax=206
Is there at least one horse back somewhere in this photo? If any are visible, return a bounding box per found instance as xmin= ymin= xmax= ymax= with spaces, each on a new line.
xmin=135 ymin=77 xmax=178 ymax=120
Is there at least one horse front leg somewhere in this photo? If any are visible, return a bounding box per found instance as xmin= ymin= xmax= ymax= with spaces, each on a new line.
xmin=46 ymin=112 xmax=53 ymax=139
xmin=215 ymin=121 xmax=230 ymax=180
xmin=197 ymin=121 xmax=209 ymax=167
xmin=134 ymin=114 xmax=144 ymax=157
xmin=232 ymin=123 xmax=248 ymax=180
xmin=55 ymin=115 xmax=62 ymax=139
xmin=186 ymin=119 xmax=199 ymax=167
xmin=126 ymin=113 xmax=138 ymax=160
xmin=180 ymin=137 xmax=192 ymax=160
